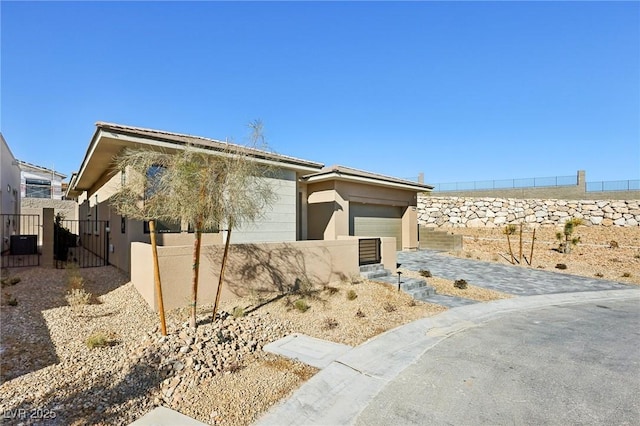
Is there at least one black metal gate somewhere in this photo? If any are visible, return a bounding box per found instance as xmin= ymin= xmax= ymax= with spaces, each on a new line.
xmin=358 ymin=238 xmax=381 ymax=266
xmin=1 ymin=214 xmax=41 ymax=268
xmin=55 ymin=220 xmax=110 ymax=268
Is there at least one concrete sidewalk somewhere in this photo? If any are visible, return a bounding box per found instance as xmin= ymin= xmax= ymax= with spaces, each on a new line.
xmin=255 ymin=288 xmax=640 ymax=425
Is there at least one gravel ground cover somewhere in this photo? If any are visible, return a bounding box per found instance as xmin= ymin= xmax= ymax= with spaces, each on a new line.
xmin=1 ymin=225 xmax=636 ymax=425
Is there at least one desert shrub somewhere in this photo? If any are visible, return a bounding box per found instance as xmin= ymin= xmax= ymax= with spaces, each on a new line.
xmin=594 ymin=272 xmax=604 ymax=278
xmin=555 ymin=263 xmax=568 ymax=270
xmin=556 ymin=218 xmax=583 ymax=254
xmin=622 ymin=272 xmax=632 ymax=278
xmin=86 ymin=332 xmax=117 ymax=349
xmin=223 ymin=361 xmax=242 ymax=374
xmin=66 ymin=288 xmax=92 ymax=308
xmin=454 ymin=279 xmax=468 ymax=289
xmin=293 ymin=278 xmax=314 ymax=297
xmin=1 ymin=276 xmax=20 ymax=287
xmin=325 ymin=286 xmax=339 ymax=296
xmin=634 ymin=253 xmax=640 ymax=259
xmin=321 ymin=317 xmax=339 ymax=330
xmin=407 ymin=299 xmax=418 ymax=307
xmin=609 ymin=240 xmax=619 ymax=249
xmin=232 ymin=306 xmax=245 ymax=318
xmin=4 ymin=292 xmax=18 ymax=306
xmin=346 ymin=290 xmax=357 ymax=301
xmin=294 ymin=299 xmax=310 ymax=313
xmin=383 ymin=302 xmax=396 ymax=312
xmin=465 ymin=252 xmax=472 ymax=258
xmin=419 ymin=269 xmax=432 ymax=278
xmin=355 ymin=308 xmax=366 ymax=318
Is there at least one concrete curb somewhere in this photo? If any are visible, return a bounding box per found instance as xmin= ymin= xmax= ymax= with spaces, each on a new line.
xmin=255 ymin=288 xmax=640 ymax=425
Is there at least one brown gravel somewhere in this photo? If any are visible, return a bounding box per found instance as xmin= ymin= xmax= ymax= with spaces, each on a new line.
xmin=443 ymin=225 xmax=640 ymax=285
xmin=2 ymin=225 xmax=635 ymax=425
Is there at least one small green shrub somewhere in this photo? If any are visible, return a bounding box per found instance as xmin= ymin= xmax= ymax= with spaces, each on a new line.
xmin=66 ymin=288 xmax=92 ymax=308
xmin=383 ymin=302 xmax=396 ymax=312
xmin=346 ymin=290 xmax=357 ymax=301
xmin=232 ymin=306 xmax=245 ymax=318
xmin=86 ymin=332 xmax=116 ymax=349
xmin=294 ymin=299 xmax=310 ymax=313
xmin=419 ymin=269 xmax=432 ymax=278
xmin=321 ymin=317 xmax=338 ymax=330
xmin=454 ymin=279 xmax=468 ymax=289
xmin=1 ymin=276 xmax=20 ymax=287
xmin=4 ymin=292 xmax=17 ymax=306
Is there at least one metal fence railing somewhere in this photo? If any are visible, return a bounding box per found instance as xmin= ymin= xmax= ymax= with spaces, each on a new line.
xmin=432 ymin=175 xmax=577 ymax=192
xmin=586 ymin=180 xmax=640 ymax=192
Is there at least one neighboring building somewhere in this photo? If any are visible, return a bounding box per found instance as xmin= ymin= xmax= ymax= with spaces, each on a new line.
xmin=0 ymin=133 xmax=21 ymax=217
xmin=18 ymin=160 xmax=67 ymax=200
xmin=66 ymin=122 xmax=432 ymax=273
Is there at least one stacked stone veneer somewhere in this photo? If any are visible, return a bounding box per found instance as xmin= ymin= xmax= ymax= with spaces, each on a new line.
xmin=418 ymin=196 xmax=640 ymax=227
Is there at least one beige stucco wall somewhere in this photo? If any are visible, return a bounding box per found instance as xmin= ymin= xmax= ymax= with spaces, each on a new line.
xmin=1 ymin=134 xmax=21 ymax=217
xmin=307 ymin=180 xmax=419 ymax=249
xmin=131 ymin=239 xmax=365 ymax=311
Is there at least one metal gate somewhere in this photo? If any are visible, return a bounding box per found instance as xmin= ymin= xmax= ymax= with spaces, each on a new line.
xmin=55 ymin=220 xmax=110 ymax=268
xmin=358 ymin=238 xmax=381 ymax=266
xmin=1 ymin=214 xmax=41 ymax=268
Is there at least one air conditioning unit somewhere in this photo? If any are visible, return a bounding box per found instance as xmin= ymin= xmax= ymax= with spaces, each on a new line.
xmin=10 ymin=235 xmax=37 ymax=255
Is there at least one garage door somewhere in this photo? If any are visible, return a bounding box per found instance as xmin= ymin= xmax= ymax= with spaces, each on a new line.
xmin=351 ymin=203 xmax=403 ymax=250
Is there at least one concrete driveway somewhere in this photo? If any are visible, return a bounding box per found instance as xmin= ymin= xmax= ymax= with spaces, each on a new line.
xmin=357 ymin=298 xmax=640 ymax=425
xmin=257 ymin=290 xmax=640 ymax=425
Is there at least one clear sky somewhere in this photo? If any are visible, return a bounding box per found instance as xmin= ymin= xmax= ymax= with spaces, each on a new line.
xmin=1 ymin=1 xmax=638 ymax=185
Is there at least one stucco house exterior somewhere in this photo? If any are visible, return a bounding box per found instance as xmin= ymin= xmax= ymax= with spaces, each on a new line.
xmin=0 ymin=133 xmax=21 ymax=218
xmin=66 ymin=122 xmax=432 ymax=309
xmin=67 ymin=122 xmax=432 ymax=270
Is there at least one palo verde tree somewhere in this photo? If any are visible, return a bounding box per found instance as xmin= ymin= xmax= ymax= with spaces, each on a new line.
xmin=210 ymin=120 xmax=277 ymax=320
xmin=157 ymin=120 xmax=276 ymax=328
xmin=109 ymin=149 xmax=173 ymax=335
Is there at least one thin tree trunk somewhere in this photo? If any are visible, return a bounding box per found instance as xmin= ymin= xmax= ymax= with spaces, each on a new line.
xmin=519 ymin=223 xmax=523 ymax=265
xmin=190 ymin=222 xmax=202 ymax=328
xmin=506 ymin=233 xmax=515 ymax=264
xmin=149 ymin=220 xmax=167 ymax=336
xmin=529 ymin=228 xmax=536 ymax=265
xmin=213 ymin=225 xmax=232 ymax=320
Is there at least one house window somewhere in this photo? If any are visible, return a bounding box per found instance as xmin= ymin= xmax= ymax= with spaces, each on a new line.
xmin=25 ymin=178 xmax=51 ymax=198
xmin=143 ymin=220 xmax=181 ymax=234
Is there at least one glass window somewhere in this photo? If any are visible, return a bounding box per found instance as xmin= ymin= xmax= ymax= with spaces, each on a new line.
xmin=25 ymin=178 xmax=51 ymax=198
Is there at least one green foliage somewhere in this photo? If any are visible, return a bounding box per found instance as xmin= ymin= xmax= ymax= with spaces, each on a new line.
xmin=454 ymin=279 xmax=468 ymax=289
xmin=503 ymin=224 xmax=517 ymax=236
xmin=294 ymin=299 xmax=310 ymax=313
xmin=346 ymin=289 xmax=358 ymax=301
xmin=232 ymin=306 xmax=245 ymax=318
xmin=556 ymin=218 xmax=583 ymax=254
xmin=1 ymin=276 xmax=20 ymax=287
xmin=86 ymin=332 xmax=117 ymax=349
xmin=4 ymin=292 xmax=18 ymax=306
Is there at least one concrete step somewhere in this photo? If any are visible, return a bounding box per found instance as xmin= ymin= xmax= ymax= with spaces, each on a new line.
xmin=360 ymin=269 xmax=392 ymax=280
xmin=359 ymin=263 xmax=386 ymax=273
xmin=368 ymin=275 xmax=437 ymax=300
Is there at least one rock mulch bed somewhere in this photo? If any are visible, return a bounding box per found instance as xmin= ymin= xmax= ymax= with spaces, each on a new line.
xmin=0 ymin=266 xmax=445 ymax=425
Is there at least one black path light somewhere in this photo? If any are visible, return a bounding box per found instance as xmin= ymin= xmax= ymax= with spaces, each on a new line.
xmin=397 ymin=271 xmax=403 ymax=292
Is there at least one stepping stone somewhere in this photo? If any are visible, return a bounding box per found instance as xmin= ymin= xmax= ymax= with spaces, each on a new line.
xmin=264 ymin=333 xmax=353 ymax=369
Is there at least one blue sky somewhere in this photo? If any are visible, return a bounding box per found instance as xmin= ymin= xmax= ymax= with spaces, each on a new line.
xmin=1 ymin=1 xmax=638 ymax=185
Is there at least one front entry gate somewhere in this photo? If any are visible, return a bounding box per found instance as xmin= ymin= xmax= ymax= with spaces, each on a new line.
xmin=55 ymin=220 xmax=110 ymax=269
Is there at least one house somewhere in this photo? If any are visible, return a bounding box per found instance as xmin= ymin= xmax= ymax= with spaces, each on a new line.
xmin=0 ymin=133 xmax=21 ymax=218
xmin=66 ymin=122 xmax=432 ymax=309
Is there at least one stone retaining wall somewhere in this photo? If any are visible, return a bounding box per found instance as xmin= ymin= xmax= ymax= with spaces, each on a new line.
xmin=418 ymin=196 xmax=640 ymax=227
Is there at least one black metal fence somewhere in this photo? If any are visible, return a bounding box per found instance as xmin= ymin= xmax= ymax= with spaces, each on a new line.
xmin=55 ymin=220 xmax=110 ymax=269
xmin=1 ymin=214 xmax=41 ymax=268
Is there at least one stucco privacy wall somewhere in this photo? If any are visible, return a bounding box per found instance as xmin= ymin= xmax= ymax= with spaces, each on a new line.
xmin=418 ymin=196 xmax=640 ymax=227
xmin=131 ymin=238 xmax=396 ymax=312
